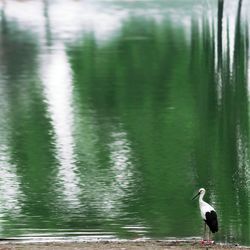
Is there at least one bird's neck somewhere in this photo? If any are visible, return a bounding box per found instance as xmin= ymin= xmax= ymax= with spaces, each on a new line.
xmin=199 ymin=192 xmax=205 ymax=202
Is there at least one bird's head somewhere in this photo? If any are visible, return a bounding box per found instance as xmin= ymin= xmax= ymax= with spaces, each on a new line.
xmin=192 ymin=188 xmax=206 ymax=200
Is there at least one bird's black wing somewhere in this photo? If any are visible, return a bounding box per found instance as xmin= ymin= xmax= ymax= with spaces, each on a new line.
xmin=205 ymin=210 xmax=218 ymax=233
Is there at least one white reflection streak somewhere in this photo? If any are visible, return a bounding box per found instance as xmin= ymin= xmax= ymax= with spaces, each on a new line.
xmin=102 ymin=130 xmax=133 ymax=217
xmin=0 ymin=79 xmax=22 ymax=229
xmin=222 ymin=1 xmax=237 ymax=72
xmin=110 ymin=132 xmax=132 ymax=189
xmin=235 ymin=125 xmax=250 ymax=192
xmin=40 ymin=45 xmax=81 ymax=207
xmin=0 ymin=146 xmax=22 ymax=214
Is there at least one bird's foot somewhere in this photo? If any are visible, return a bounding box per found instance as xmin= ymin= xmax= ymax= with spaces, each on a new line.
xmin=200 ymin=240 xmax=215 ymax=245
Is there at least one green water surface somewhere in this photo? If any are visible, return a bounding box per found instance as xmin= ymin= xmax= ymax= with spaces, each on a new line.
xmin=0 ymin=0 xmax=250 ymax=246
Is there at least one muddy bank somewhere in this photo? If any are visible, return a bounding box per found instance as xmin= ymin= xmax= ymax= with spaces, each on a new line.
xmin=0 ymin=240 xmax=249 ymax=250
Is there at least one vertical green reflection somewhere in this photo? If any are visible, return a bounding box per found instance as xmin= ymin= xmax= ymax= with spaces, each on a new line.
xmin=67 ymin=10 xmax=250 ymax=243
xmin=68 ymin=17 xmax=201 ymax=238
xmin=215 ymin=1 xmax=250 ymax=244
xmin=0 ymin=16 xmax=58 ymax=235
xmin=190 ymin=1 xmax=250 ymax=244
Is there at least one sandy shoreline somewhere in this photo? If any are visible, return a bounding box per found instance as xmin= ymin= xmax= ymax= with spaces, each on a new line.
xmin=0 ymin=240 xmax=249 ymax=250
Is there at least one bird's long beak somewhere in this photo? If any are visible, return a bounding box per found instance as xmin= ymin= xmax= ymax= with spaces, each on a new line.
xmin=192 ymin=191 xmax=200 ymax=200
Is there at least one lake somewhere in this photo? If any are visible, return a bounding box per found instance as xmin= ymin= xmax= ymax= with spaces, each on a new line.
xmin=0 ymin=0 xmax=250 ymax=246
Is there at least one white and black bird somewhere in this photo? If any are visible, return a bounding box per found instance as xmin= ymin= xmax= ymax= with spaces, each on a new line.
xmin=192 ymin=188 xmax=218 ymax=243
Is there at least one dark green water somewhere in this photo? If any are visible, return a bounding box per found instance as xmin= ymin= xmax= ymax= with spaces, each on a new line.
xmin=0 ymin=0 xmax=250 ymax=245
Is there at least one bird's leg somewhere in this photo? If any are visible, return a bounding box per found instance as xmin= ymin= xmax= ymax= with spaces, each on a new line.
xmin=201 ymin=222 xmax=207 ymax=244
xmin=208 ymin=231 xmax=214 ymax=244
xmin=204 ymin=222 xmax=207 ymax=241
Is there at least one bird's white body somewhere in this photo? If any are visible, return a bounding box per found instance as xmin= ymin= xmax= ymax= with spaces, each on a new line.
xmin=199 ymin=197 xmax=216 ymax=220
